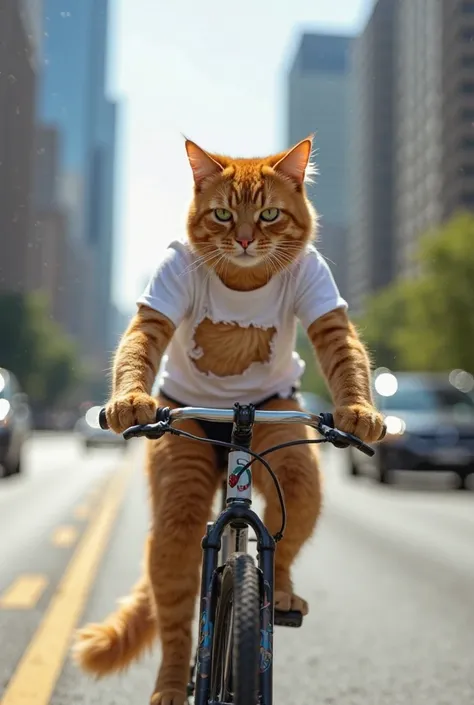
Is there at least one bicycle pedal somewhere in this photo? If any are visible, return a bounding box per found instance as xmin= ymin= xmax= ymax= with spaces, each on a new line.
xmin=274 ymin=609 xmax=303 ymax=628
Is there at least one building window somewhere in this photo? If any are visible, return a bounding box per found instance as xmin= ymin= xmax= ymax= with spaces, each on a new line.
xmin=461 ymin=55 xmax=474 ymax=67
xmin=461 ymin=80 xmax=474 ymax=93
xmin=461 ymin=137 xmax=474 ymax=149
xmin=461 ymin=107 xmax=474 ymax=121
xmin=461 ymin=27 xmax=474 ymax=41
xmin=461 ymin=192 xmax=474 ymax=205
xmin=460 ymin=164 xmax=474 ymax=176
xmin=462 ymin=0 xmax=474 ymax=13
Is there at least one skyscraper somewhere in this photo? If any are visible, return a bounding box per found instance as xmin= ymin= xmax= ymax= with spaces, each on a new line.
xmin=287 ymin=33 xmax=352 ymax=298
xmin=395 ymin=0 xmax=474 ymax=277
xmin=0 ymin=0 xmax=40 ymax=292
xmin=348 ymin=0 xmax=397 ymax=313
xmin=38 ymin=0 xmax=118 ymax=363
xmin=89 ymin=98 xmax=118 ymax=352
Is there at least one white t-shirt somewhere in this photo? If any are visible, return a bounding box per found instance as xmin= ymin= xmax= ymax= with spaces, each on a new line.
xmin=137 ymin=239 xmax=347 ymax=407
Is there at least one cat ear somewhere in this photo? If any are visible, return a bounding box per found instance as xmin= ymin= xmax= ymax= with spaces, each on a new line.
xmin=185 ymin=139 xmax=224 ymax=187
xmin=273 ymin=136 xmax=313 ymax=185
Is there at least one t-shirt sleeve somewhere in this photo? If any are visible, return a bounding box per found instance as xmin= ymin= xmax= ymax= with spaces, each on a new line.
xmin=294 ymin=246 xmax=348 ymax=330
xmin=136 ymin=242 xmax=193 ymax=327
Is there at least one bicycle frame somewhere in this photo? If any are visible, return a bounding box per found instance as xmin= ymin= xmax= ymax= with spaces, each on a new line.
xmin=100 ymin=400 xmax=375 ymax=704
xmin=193 ymin=403 xmax=275 ymax=705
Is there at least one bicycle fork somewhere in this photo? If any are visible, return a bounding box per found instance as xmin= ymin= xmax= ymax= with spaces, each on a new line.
xmin=193 ymin=504 xmax=275 ymax=705
xmin=188 ymin=403 xmax=275 ymax=704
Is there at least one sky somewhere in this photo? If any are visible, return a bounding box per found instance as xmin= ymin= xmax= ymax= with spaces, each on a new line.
xmin=109 ymin=0 xmax=374 ymax=313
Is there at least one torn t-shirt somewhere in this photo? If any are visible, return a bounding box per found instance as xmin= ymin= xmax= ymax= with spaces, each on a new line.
xmin=137 ymin=239 xmax=347 ymax=408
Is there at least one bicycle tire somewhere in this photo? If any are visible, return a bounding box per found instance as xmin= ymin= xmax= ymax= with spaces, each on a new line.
xmin=210 ymin=552 xmax=260 ymax=704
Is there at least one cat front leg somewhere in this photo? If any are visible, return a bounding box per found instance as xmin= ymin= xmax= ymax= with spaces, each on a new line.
xmin=105 ymin=305 xmax=174 ymax=433
xmin=308 ymin=307 xmax=385 ymax=443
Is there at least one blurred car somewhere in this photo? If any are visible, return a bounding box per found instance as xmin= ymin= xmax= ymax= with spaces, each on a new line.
xmin=74 ymin=405 xmax=127 ymax=451
xmin=349 ymin=371 xmax=474 ymax=488
xmin=0 ymin=367 xmax=32 ymax=478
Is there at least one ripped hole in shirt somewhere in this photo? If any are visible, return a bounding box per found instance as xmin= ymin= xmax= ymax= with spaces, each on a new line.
xmin=189 ymin=316 xmax=277 ymax=377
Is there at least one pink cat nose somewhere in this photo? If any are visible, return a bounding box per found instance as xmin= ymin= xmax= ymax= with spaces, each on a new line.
xmin=236 ymin=225 xmax=254 ymax=249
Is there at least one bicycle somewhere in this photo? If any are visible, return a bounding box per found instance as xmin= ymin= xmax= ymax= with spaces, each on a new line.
xmin=98 ymin=402 xmax=376 ymax=705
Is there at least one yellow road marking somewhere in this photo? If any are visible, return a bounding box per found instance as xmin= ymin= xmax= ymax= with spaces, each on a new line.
xmin=0 ymin=575 xmax=48 ymax=609
xmin=73 ymin=504 xmax=90 ymax=520
xmin=51 ymin=525 xmax=79 ymax=548
xmin=87 ymin=479 xmax=108 ymax=502
xmin=1 ymin=462 xmax=133 ymax=705
xmin=87 ymin=486 xmax=99 ymax=500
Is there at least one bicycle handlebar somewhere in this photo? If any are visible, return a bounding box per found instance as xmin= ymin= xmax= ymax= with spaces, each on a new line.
xmin=98 ymin=405 xmax=377 ymax=457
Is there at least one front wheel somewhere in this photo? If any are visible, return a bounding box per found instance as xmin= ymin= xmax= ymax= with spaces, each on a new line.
xmin=210 ymin=552 xmax=260 ymax=704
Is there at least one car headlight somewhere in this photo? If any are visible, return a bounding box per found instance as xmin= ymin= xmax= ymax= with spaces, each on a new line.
xmin=84 ymin=406 xmax=102 ymax=429
xmin=384 ymin=415 xmax=406 ymax=436
xmin=0 ymin=399 xmax=11 ymax=424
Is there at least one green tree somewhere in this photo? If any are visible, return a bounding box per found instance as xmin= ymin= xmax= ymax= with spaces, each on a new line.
xmin=0 ymin=291 xmax=82 ymax=408
xmin=359 ymin=211 xmax=474 ymax=373
xmin=357 ymin=282 xmax=410 ymax=370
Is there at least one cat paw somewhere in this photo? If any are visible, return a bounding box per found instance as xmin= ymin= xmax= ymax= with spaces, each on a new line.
xmin=150 ymin=690 xmax=187 ymax=705
xmin=334 ymin=403 xmax=385 ymax=443
xmin=106 ymin=393 xmax=159 ymax=433
xmin=274 ymin=590 xmax=309 ymax=615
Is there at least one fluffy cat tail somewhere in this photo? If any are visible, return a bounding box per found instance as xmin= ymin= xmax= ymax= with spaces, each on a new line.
xmin=72 ymin=576 xmax=157 ymax=676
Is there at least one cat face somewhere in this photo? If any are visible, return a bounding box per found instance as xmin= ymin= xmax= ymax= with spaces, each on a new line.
xmin=185 ymin=138 xmax=317 ymax=288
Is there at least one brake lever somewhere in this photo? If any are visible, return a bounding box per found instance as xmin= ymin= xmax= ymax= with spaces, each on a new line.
xmin=345 ymin=431 xmax=375 ymax=457
xmin=318 ymin=423 xmax=375 ymax=457
xmin=122 ymin=423 xmax=145 ymax=440
xmin=323 ymin=427 xmax=351 ymax=449
xmin=122 ymin=420 xmax=169 ymax=441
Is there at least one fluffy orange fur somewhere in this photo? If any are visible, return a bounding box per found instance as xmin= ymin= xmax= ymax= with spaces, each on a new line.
xmin=72 ymin=137 xmax=384 ymax=705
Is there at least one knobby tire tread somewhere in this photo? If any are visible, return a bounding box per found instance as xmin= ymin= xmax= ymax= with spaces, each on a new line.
xmin=211 ymin=552 xmax=260 ymax=704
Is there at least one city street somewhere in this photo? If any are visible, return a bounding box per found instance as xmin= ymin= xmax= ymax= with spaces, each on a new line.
xmin=0 ymin=434 xmax=473 ymax=705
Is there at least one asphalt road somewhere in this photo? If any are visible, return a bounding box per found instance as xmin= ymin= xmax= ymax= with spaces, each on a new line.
xmin=0 ymin=433 xmax=473 ymax=705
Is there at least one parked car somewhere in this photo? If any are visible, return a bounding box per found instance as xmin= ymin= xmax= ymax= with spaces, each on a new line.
xmin=74 ymin=405 xmax=127 ymax=451
xmin=0 ymin=367 xmax=32 ymax=478
xmin=349 ymin=372 xmax=474 ymax=489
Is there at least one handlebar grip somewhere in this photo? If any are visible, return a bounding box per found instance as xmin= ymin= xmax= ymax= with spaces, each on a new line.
xmin=99 ymin=408 xmax=109 ymax=430
xmin=98 ymin=406 xmax=170 ymax=433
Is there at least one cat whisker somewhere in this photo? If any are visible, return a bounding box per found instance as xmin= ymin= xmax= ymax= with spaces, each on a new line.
xmin=266 ymin=250 xmax=297 ymax=279
xmin=180 ymin=249 xmax=221 ymax=275
xmin=264 ymin=251 xmax=282 ymax=277
xmin=262 ymin=253 xmax=271 ymax=282
xmin=274 ymin=244 xmax=305 ymax=254
xmin=204 ymin=251 xmax=228 ymax=284
xmin=318 ymin=252 xmax=337 ymax=267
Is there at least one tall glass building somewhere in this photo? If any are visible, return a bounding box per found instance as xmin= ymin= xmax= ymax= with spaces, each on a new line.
xmin=287 ymin=33 xmax=352 ymax=298
xmin=38 ymin=0 xmax=117 ymax=360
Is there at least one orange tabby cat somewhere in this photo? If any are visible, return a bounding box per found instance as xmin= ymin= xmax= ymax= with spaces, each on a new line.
xmin=73 ymin=137 xmax=384 ymax=705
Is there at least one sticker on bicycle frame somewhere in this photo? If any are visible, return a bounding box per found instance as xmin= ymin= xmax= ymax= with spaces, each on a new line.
xmin=260 ymin=580 xmax=273 ymax=673
xmin=227 ymin=451 xmax=252 ymax=499
xmin=197 ymin=590 xmax=213 ymax=678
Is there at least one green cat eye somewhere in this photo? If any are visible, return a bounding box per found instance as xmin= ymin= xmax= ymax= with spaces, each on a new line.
xmin=260 ymin=208 xmax=280 ymax=222
xmin=214 ymin=208 xmax=233 ymax=222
